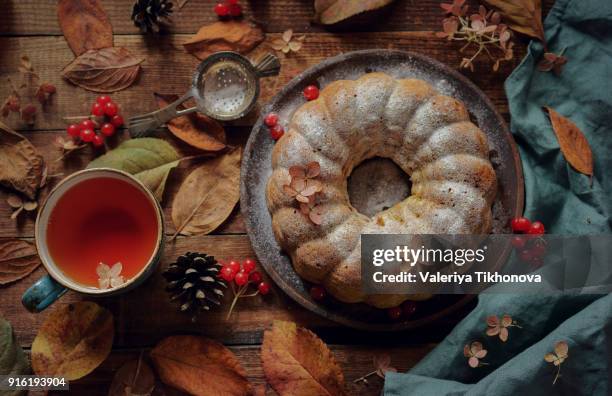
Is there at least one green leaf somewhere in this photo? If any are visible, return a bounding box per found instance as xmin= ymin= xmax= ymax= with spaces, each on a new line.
xmin=0 ymin=317 xmax=30 ymax=396
xmin=87 ymin=138 xmax=181 ymax=202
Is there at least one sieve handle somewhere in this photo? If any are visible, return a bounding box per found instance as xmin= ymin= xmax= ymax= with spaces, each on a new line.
xmin=128 ymin=92 xmax=197 ymax=137
xmin=252 ymin=53 xmax=281 ymax=78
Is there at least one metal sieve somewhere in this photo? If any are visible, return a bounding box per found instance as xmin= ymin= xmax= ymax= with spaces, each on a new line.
xmin=128 ymin=51 xmax=280 ymax=137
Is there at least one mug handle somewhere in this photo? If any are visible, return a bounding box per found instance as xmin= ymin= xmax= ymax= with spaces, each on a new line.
xmin=22 ymin=274 xmax=67 ymax=313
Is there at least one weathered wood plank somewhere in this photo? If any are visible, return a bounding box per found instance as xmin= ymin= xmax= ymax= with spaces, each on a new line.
xmin=0 ymin=0 xmax=556 ymax=36
xmin=0 ymin=128 xmax=248 ymax=238
xmin=1 ymin=234 xmax=473 ymax=348
xmin=0 ymin=32 xmax=517 ymax=132
xmin=37 ymin=344 xmax=435 ymax=395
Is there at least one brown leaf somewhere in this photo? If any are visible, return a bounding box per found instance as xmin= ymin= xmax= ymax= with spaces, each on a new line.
xmin=0 ymin=121 xmax=45 ymax=200
xmin=109 ymin=356 xmax=156 ymax=396
xmin=544 ymin=107 xmax=593 ymax=179
xmin=61 ymin=47 xmax=144 ymax=93
xmin=154 ymin=93 xmax=225 ymax=151
xmin=262 ymin=320 xmax=346 ymax=396
xmin=482 ymin=0 xmax=545 ymax=42
xmin=57 ymin=0 xmax=113 ymax=56
xmin=183 ymin=21 xmax=265 ymax=60
xmin=171 ymin=148 xmax=241 ymax=237
xmin=313 ymin=0 xmax=396 ymax=25
xmin=0 ymin=239 xmax=40 ymax=285
xmin=150 ymin=336 xmax=251 ymax=396
xmin=31 ymin=302 xmax=114 ymax=380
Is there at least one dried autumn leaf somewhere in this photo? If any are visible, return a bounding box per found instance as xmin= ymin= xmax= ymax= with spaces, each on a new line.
xmin=62 ymin=47 xmax=144 ymax=93
xmin=0 ymin=317 xmax=31 ymax=393
xmin=31 ymin=302 xmax=114 ymax=380
xmin=313 ymin=0 xmax=396 ymax=25
xmin=0 ymin=121 xmax=45 ymax=200
xmin=150 ymin=336 xmax=251 ymax=396
xmin=0 ymin=239 xmax=40 ymax=285
xmin=544 ymin=107 xmax=593 ymax=180
xmin=262 ymin=320 xmax=346 ymax=396
xmin=87 ymin=138 xmax=182 ymax=202
xmin=154 ymin=93 xmax=226 ymax=152
xmin=183 ymin=21 xmax=264 ymax=60
xmin=108 ymin=356 xmax=156 ymax=396
xmin=482 ymin=0 xmax=544 ymax=42
xmin=171 ymin=148 xmax=241 ymax=237
xmin=57 ymin=0 xmax=113 ymax=56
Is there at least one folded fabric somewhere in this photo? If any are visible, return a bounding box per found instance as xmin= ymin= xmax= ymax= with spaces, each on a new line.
xmin=384 ymin=0 xmax=612 ymax=394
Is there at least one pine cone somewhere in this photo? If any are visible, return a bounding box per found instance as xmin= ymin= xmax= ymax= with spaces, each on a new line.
xmin=131 ymin=0 xmax=173 ymax=33
xmin=163 ymin=252 xmax=226 ymax=321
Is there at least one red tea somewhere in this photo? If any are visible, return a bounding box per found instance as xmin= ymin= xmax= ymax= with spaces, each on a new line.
xmin=46 ymin=177 xmax=159 ymax=288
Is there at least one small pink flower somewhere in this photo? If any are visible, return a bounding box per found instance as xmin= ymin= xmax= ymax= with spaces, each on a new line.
xmin=545 ymin=341 xmax=568 ymax=384
xmin=486 ymin=314 xmax=520 ymax=342
xmin=440 ymin=0 xmax=468 ymax=17
xmin=463 ymin=341 xmax=487 ymax=368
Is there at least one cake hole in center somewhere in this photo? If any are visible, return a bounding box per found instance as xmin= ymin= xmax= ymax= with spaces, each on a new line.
xmin=347 ymin=157 xmax=412 ymax=218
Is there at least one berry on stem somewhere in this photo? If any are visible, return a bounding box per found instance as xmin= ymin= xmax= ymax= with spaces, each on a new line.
xmin=101 ymin=123 xmax=116 ymax=137
xmin=67 ymin=124 xmax=80 ymax=137
xmin=234 ymin=271 xmax=248 ymax=286
xmin=310 ymin=285 xmax=326 ymax=301
xmin=110 ymin=115 xmax=124 ymax=127
xmin=243 ymin=258 xmax=256 ymax=273
xmin=96 ymin=95 xmax=112 ymax=106
xmin=229 ymin=3 xmax=242 ymax=17
xmin=92 ymin=134 xmax=105 ymax=148
xmin=303 ymin=85 xmax=319 ymax=101
xmin=270 ymin=124 xmax=284 ymax=140
xmin=387 ymin=306 xmax=402 ymax=320
xmin=91 ymin=102 xmax=105 ymax=117
xmin=214 ymin=2 xmax=229 ymax=16
xmin=511 ymin=217 xmax=531 ymax=233
xmin=220 ymin=266 xmax=235 ymax=282
xmin=258 ymin=282 xmax=270 ymax=295
xmin=264 ymin=113 xmax=278 ymax=127
xmin=228 ymin=260 xmax=241 ymax=274
xmin=511 ymin=235 xmax=527 ymax=249
xmin=80 ymin=119 xmax=95 ymax=131
xmin=528 ymin=221 xmax=545 ymax=235
xmin=249 ymin=271 xmax=262 ymax=284
xmin=104 ymin=102 xmax=118 ymax=117
xmin=80 ymin=128 xmax=95 ymax=142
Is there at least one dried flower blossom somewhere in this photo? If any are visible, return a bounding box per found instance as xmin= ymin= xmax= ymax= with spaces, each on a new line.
xmin=54 ymin=136 xmax=86 ymax=162
xmin=283 ymin=162 xmax=325 ymax=225
xmin=437 ymin=2 xmax=514 ymax=72
xmin=97 ymin=262 xmax=125 ymax=289
xmin=1 ymin=55 xmax=56 ymax=125
xmin=463 ymin=341 xmax=488 ymax=368
xmin=486 ymin=314 xmax=521 ymax=342
xmin=6 ymin=194 xmax=38 ymax=220
xmin=544 ymin=341 xmax=568 ymax=384
xmin=271 ymin=30 xmax=305 ymax=54
xmin=537 ymin=49 xmax=568 ymax=75
xmin=354 ymin=354 xmax=397 ymax=384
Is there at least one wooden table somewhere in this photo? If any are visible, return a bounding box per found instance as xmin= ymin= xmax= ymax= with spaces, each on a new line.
xmin=0 ymin=1 xmax=553 ymax=394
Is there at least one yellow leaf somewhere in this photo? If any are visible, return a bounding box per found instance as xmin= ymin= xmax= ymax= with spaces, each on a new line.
xmin=31 ymin=302 xmax=113 ymax=380
xmin=262 ymin=320 xmax=346 ymax=396
xmin=482 ymin=0 xmax=545 ymax=42
xmin=313 ymin=0 xmax=396 ymax=25
xmin=544 ymin=107 xmax=593 ymax=179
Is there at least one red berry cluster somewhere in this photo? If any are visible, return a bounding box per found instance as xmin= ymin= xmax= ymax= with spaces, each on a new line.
xmin=387 ymin=301 xmax=418 ymax=321
xmin=66 ymin=96 xmax=124 ymax=148
xmin=214 ymin=0 xmax=242 ymax=17
xmin=510 ymin=217 xmax=547 ymax=267
xmin=264 ymin=112 xmax=284 ymax=140
xmin=219 ymin=258 xmax=270 ymax=319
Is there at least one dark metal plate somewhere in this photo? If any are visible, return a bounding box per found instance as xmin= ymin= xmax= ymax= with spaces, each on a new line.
xmin=240 ymin=50 xmax=524 ymax=331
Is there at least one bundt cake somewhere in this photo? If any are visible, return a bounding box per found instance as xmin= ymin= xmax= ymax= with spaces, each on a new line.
xmin=265 ymin=72 xmax=497 ymax=308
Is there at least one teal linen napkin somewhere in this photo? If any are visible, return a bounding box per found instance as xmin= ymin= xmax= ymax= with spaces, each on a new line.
xmin=384 ymin=0 xmax=612 ymax=394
